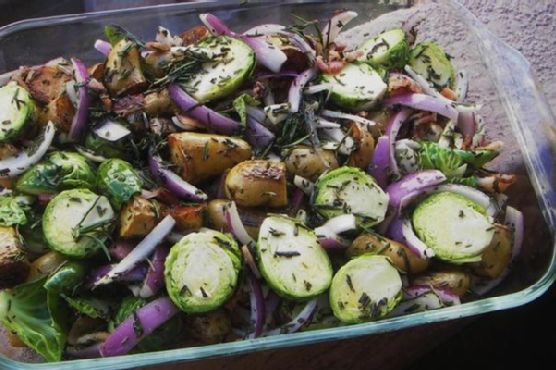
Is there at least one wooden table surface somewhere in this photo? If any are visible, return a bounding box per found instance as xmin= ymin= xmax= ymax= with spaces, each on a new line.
xmin=0 ymin=1 xmax=554 ymax=369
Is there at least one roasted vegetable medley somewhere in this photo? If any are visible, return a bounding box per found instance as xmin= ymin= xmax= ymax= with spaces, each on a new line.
xmin=0 ymin=10 xmax=524 ymax=362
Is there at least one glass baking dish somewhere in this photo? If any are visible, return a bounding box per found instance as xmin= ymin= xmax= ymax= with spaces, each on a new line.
xmin=0 ymin=0 xmax=555 ymax=368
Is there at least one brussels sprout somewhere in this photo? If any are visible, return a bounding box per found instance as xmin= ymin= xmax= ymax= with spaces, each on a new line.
xmin=165 ymin=229 xmax=242 ymax=313
xmin=321 ymin=63 xmax=387 ymax=112
xmin=0 ymin=82 xmax=36 ymax=143
xmin=409 ymin=41 xmax=455 ymax=88
xmin=43 ymin=188 xmax=116 ymax=258
xmin=412 ymin=191 xmax=494 ymax=262
xmin=16 ymin=151 xmax=96 ymax=195
xmin=256 ymin=215 xmax=333 ymax=300
xmin=84 ymin=132 xmax=127 ymax=159
xmin=0 ymin=195 xmax=29 ymax=226
xmin=97 ymin=159 xmax=144 ymax=209
xmin=312 ymin=167 xmax=389 ymax=228
xmin=357 ymin=28 xmax=409 ymax=70
xmin=43 ymin=261 xmax=86 ymax=293
xmin=181 ymin=36 xmax=256 ymax=103
xmin=0 ymin=225 xmax=30 ymax=289
xmin=329 ymin=255 xmax=402 ymax=323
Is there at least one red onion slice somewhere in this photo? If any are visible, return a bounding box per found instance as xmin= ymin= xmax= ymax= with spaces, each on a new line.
xmin=385 ymin=108 xmax=412 ymax=180
xmin=386 ymin=170 xmax=446 ymax=211
xmin=148 ymin=154 xmax=207 ymax=201
xmin=387 ymin=216 xmax=434 ymax=259
xmin=457 ymin=111 xmax=476 ymax=141
xmin=242 ymin=245 xmax=261 ymax=278
xmin=246 ymin=115 xmax=275 ymax=149
xmin=264 ymin=298 xmax=318 ymax=336
xmin=367 ymin=136 xmax=390 ymax=189
xmin=0 ymin=121 xmax=56 ymax=177
xmin=100 ymin=297 xmax=179 ymax=357
xmin=289 ymin=68 xmax=317 ymax=112
xmin=383 ymin=93 xmax=459 ymax=122
xmin=68 ymin=58 xmax=90 ymax=142
xmin=94 ymin=39 xmax=112 ymax=56
xmin=169 ymin=84 xmax=241 ymax=135
xmin=322 ymin=11 xmax=358 ymax=46
xmin=293 ymin=175 xmax=314 ymax=196
xmin=248 ymin=274 xmax=265 ymax=338
xmin=223 ymin=201 xmax=256 ymax=249
xmin=138 ymin=245 xmax=169 ymax=298
xmin=94 ymin=215 xmax=175 ymax=286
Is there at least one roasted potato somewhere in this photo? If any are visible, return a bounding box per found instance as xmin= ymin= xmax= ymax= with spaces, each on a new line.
xmin=167 ymin=203 xmax=206 ymax=232
xmin=168 ymin=132 xmax=252 ymax=185
xmin=207 ymin=199 xmax=266 ymax=239
xmin=225 ymin=160 xmax=288 ymax=208
xmin=347 ymin=233 xmax=429 ymax=274
xmin=185 ymin=309 xmax=232 ymax=344
xmin=88 ymin=63 xmax=105 ymax=81
xmin=105 ymin=39 xmax=148 ymax=96
xmin=120 ymin=196 xmax=160 ymax=238
xmin=46 ymin=94 xmax=74 ymax=132
xmin=0 ymin=226 xmax=30 ymax=289
xmin=25 ymin=64 xmax=71 ymax=104
xmin=179 ymin=25 xmax=209 ymax=46
xmin=471 ymin=224 xmax=512 ymax=279
xmin=144 ymin=88 xmax=173 ymax=115
xmin=284 ymin=146 xmax=339 ymax=181
xmin=413 ymin=271 xmax=471 ymax=297
xmin=347 ymin=121 xmax=375 ymax=169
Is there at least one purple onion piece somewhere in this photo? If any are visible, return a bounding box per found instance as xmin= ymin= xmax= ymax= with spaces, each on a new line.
xmin=109 ymin=240 xmax=136 ymax=261
xmin=288 ymin=68 xmax=317 ymax=113
xmin=383 ymin=93 xmax=459 ymax=122
xmin=289 ymin=187 xmax=304 ymax=215
xmin=322 ymin=11 xmax=358 ymax=46
xmin=264 ymin=291 xmax=281 ymax=324
xmin=385 ymin=108 xmax=412 ymax=180
xmin=242 ymin=245 xmax=261 ymax=278
xmin=99 ymin=297 xmax=179 ymax=357
xmin=169 ymin=84 xmax=241 ymax=135
xmin=264 ymin=298 xmax=317 ymax=336
xmin=367 ymin=136 xmax=390 ymax=189
xmin=386 ymin=170 xmax=447 ymax=211
xmin=87 ymin=263 xmax=148 ymax=287
xmin=245 ymin=115 xmax=275 ymax=149
xmin=148 ymin=154 xmax=207 ymax=201
xmin=386 ymin=215 xmax=434 ymax=259
xmin=139 ymin=246 xmax=169 ymax=298
xmin=68 ymin=58 xmax=90 ymax=142
xmin=457 ymin=111 xmax=476 ymax=140
xmin=248 ymin=274 xmax=265 ymax=338
xmin=94 ymin=39 xmax=112 ymax=56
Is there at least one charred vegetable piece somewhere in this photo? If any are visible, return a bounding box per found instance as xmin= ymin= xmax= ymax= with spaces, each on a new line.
xmin=0 ymin=195 xmax=29 ymax=226
xmin=321 ymin=62 xmax=387 ymax=112
xmin=412 ymin=191 xmax=494 ymax=262
xmin=409 ymin=41 xmax=455 ymax=88
xmin=168 ymin=132 xmax=252 ymax=185
xmin=257 ymin=215 xmax=332 ymax=299
xmin=313 ymin=167 xmax=389 ymax=228
xmin=329 ymin=255 xmax=402 ymax=323
xmin=470 ymin=224 xmax=512 ymax=279
xmin=167 ymin=203 xmax=206 ymax=232
xmin=120 ymin=196 xmax=160 ymax=238
xmin=165 ymin=229 xmax=241 ymax=313
xmin=357 ymin=28 xmax=409 ymax=70
xmin=348 ymin=234 xmax=429 ymax=274
xmin=413 ymin=271 xmax=471 ymax=297
xmin=0 ymin=226 xmax=30 ymax=289
xmin=225 ymin=160 xmax=288 ymax=208
xmin=25 ymin=63 xmax=71 ymax=104
xmin=347 ymin=121 xmax=375 ymax=170
xmin=97 ymin=159 xmax=144 ymax=209
xmin=180 ymin=36 xmax=255 ymax=103
xmin=43 ymin=188 xmax=115 ymax=258
xmin=104 ymin=39 xmax=148 ymax=96
xmin=0 ymin=82 xmax=36 ymax=143
xmin=16 ymin=151 xmax=96 ymax=195
xmin=284 ymin=146 xmax=339 ymax=182
xmin=185 ymin=309 xmax=231 ymax=344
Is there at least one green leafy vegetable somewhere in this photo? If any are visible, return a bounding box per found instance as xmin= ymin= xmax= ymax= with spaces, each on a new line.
xmin=44 ymin=261 xmax=86 ymax=294
xmin=232 ymin=94 xmax=260 ymax=127
xmin=0 ymin=196 xmax=29 ymax=226
xmin=0 ymin=278 xmax=66 ymax=362
xmin=97 ymin=159 xmax=144 ymax=209
xmin=62 ymin=295 xmax=112 ymax=320
xmin=104 ymin=25 xmax=145 ymax=47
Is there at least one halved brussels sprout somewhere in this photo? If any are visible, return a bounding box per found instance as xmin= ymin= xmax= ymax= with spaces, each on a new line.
xmin=409 ymin=41 xmax=455 ymax=88
xmin=0 ymin=82 xmax=36 ymax=143
xmin=329 ymin=255 xmax=402 ymax=323
xmin=412 ymin=191 xmax=494 ymax=262
xmin=312 ymin=167 xmax=389 ymax=228
xmin=16 ymin=151 xmax=96 ymax=195
xmin=257 ymin=215 xmax=332 ymax=300
xmin=43 ymin=188 xmax=116 ymax=258
xmin=357 ymin=28 xmax=409 ymax=70
xmin=165 ymin=229 xmax=242 ymax=313
xmin=97 ymin=159 xmax=144 ymax=209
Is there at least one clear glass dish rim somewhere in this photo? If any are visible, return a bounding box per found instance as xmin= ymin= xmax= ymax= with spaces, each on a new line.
xmin=0 ymin=0 xmax=555 ymax=368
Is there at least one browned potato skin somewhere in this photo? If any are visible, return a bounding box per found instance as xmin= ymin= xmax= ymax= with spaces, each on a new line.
xmin=120 ymin=196 xmax=160 ymax=238
xmin=413 ymin=271 xmax=471 ymax=297
xmin=0 ymin=226 xmax=30 ymax=289
xmin=88 ymin=63 xmax=105 ymax=81
xmin=144 ymin=88 xmax=173 ymax=115
xmin=105 ymin=39 xmax=148 ymax=96
xmin=166 ymin=203 xmax=206 ymax=232
xmin=46 ymin=94 xmax=75 ymax=132
xmin=207 ymin=199 xmax=263 ymax=239
xmin=25 ymin=65 xmax=71 ymax=104
xmin=185 ymin=309 xmax=232 ymax=344
xmin=0 ymin=178 xmax=13 ymax=189
xmin=180 ymin=25 xmax=209 ymax=46
xmin=225 ymin=160 xmax=288 ymax=208
xmin=348 ymin=234 xmax=429 ymax=274
xmin=471 ymin=224 xmax=512 ymax=279
xmin=284 ymin=146 xmax=339 ymax=182
xmin=347 ymin=121 xmax=375 ymax=169
xmin=168 ymin=132 xmax=252 ymax=185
